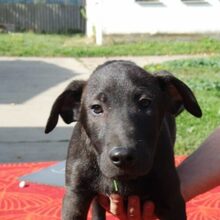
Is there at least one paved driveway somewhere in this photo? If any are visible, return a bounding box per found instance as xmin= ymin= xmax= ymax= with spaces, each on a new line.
xmin=0 ymin=58 xmax=89 ymax=162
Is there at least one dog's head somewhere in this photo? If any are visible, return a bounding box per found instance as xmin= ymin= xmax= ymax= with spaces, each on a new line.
xmin=45 ymin=60 xmax=202 ymax=180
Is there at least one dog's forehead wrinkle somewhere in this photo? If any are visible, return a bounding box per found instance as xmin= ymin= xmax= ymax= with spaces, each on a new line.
xmin=87 ymin=73 xmax=132 ymax=102
xmin=96 ymin=92 xmax=107 ymax=103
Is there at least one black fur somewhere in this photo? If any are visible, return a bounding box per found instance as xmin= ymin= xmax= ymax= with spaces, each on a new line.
xmin=45 ymin=60 xmax=202 ymax=220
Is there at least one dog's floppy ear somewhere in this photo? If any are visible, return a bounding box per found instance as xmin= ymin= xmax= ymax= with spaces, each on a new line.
xmin=155 ymin=70 xmax=202 ymax=117
xmin=45 ymin=80 xmax=86 ymax=133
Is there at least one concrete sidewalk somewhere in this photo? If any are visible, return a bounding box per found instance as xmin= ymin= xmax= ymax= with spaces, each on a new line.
xmin=0 ymin=57 xmax=91 ymax=162
xmin=0 ymin=55 xmax=207 ymax=162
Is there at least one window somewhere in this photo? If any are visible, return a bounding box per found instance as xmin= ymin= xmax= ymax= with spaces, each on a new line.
xmin=136 ymin=0 xmax=161 ymax=3
xmin=182 ymin=0 xmax=209 ymax=5
xmin=135 ymin=0 xmax=162 ymax=5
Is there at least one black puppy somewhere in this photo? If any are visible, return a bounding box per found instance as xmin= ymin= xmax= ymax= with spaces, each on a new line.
xmin=45 ymin=60 xmax=202 ymax=220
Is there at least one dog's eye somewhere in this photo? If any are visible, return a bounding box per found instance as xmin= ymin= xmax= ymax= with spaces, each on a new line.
xmin=91 ymin=104 xmax=103 ymax=115
xmin=138 ymin=98 xmax=151 ymax=110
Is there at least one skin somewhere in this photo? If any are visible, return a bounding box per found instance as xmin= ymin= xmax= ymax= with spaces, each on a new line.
xmin=178 ymin=126 xmax=220 ymax=202
xmin=98 ymin=194 xmax=157 ymax=220
xmin=98 ymin=126 xmax=220 ymax=220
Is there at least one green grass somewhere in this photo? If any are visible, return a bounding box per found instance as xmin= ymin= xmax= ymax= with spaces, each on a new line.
xmin=0 ymin=33 xmax=220 ymax=57
xmin=145 ymin=57 xmax=220 ymax=155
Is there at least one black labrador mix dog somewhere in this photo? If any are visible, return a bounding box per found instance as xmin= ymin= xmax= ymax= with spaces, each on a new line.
xmin=45 ymin=60 xmax=202 ymax=220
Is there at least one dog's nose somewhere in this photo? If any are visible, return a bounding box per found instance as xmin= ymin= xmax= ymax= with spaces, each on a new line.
xmin=109 ymin=147 xmax=136 ymax=168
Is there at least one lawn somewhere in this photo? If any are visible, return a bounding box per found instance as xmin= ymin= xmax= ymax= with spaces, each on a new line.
xmin=0 ymin=33 xmax=220 ymax=57
xmin=145 ymin=57 xmax=220 ymax=155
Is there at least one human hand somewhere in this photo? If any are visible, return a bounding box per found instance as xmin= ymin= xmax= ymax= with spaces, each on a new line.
xmin=98 ymin=194 xmax=157 ymax=220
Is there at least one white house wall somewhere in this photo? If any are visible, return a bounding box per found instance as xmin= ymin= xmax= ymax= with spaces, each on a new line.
xmin=86 ymin=0 xmax=220 ymax=36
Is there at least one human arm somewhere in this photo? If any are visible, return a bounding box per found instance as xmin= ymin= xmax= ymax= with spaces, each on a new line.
xmin=178 ymin=126 xmax=220 ymax=201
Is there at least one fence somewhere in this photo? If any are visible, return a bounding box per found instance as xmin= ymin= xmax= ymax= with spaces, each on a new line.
xmin=0 ymin=3 xmax=85 ymax=33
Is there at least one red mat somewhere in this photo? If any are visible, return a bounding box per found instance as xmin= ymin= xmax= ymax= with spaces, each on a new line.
xmin=0 ymin=157 xmax=219 ymax=220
